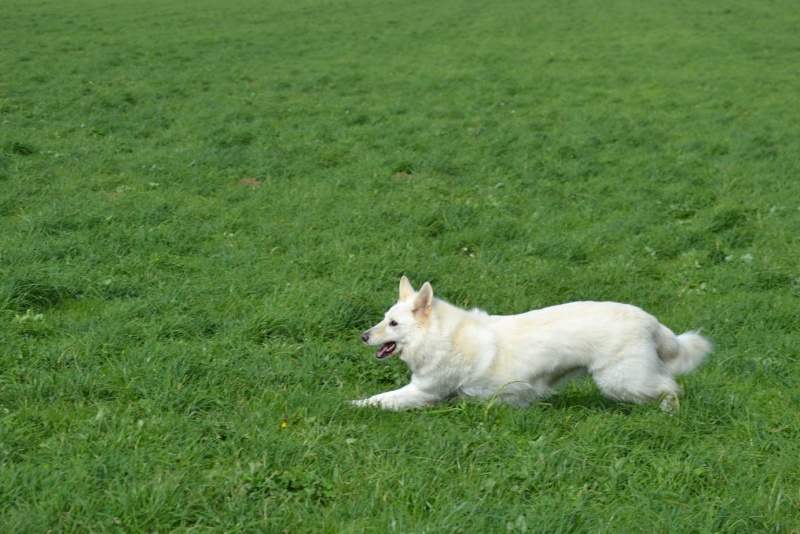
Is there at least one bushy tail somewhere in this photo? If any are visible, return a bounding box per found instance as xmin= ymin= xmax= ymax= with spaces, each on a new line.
xmin=656 ymin=327 xmax=712 ymax=376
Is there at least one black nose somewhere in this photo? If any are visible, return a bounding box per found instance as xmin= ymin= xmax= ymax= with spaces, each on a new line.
xmin=361 ymin=332 xmax=369 ymax=343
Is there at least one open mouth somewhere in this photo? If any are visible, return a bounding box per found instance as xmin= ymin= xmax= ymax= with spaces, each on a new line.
xmin=376 ymin=342 xmax=398 ymax=360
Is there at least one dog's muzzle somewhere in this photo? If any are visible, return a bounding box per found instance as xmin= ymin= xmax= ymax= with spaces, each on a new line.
xmin=361 ymin=330 xmax=398 ymax=360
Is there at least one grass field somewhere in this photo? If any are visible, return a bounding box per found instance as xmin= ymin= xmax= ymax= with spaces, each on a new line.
xmin=2 ymin=0 xmax=800 ymax=531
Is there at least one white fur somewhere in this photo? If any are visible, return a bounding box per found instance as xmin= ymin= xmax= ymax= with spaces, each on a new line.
xmin=353 ymin=276 xmax=712 ymax=412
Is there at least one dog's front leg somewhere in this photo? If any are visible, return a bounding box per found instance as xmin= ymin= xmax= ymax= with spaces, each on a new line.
xmin=352 ymin=383 xmax=439 ymax=411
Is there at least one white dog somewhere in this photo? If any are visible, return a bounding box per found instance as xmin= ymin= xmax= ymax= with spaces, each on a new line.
xmin=353 ymin=277 xmax=711 ymax=412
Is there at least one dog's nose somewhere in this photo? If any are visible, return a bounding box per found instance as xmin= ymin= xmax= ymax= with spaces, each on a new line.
xmin=361 ymin=331 xmax=370 ymax=343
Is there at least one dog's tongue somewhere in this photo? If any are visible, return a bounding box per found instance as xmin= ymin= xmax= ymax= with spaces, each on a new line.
xmin=376 ymin=342 xmax=396 ymax=359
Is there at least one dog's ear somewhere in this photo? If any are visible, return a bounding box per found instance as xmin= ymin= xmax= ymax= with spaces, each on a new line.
xmin=399 ymin=276 xmax=415 ymax=302
xmin=412 ymin=282 xmax=433 ymax=318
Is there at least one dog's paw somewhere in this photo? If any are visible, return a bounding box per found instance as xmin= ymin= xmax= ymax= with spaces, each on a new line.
xmin=351 ymin=399 xmax=370 ymax=407
xmin=659 ymin=393 xmax=680 ymax=414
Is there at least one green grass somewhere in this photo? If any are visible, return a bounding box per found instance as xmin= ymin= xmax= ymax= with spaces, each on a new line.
xmin=2 ymin=0 xmax=800 ymax=531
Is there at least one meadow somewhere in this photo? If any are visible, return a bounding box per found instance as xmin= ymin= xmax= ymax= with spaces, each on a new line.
xmin=2 ymin=0 xmax=799 ymax=531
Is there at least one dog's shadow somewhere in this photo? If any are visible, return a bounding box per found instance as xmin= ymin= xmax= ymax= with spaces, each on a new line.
xmin=430 ymin=389 xmax=638 ymax=416
xmin=541 ymin=391 xmax=637 ymax=415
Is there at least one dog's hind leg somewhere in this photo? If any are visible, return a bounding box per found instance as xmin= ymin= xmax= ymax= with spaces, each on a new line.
xmin=590 ymin=348 xmax=680 ymax=412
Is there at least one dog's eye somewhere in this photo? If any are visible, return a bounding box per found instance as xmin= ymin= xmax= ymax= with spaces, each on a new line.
xmin=389 ymin=320 xmax=398 ymax=327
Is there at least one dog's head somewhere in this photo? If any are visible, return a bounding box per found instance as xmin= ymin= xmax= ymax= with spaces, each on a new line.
xmin=360 ymin=276 xmax=433 ymax=360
